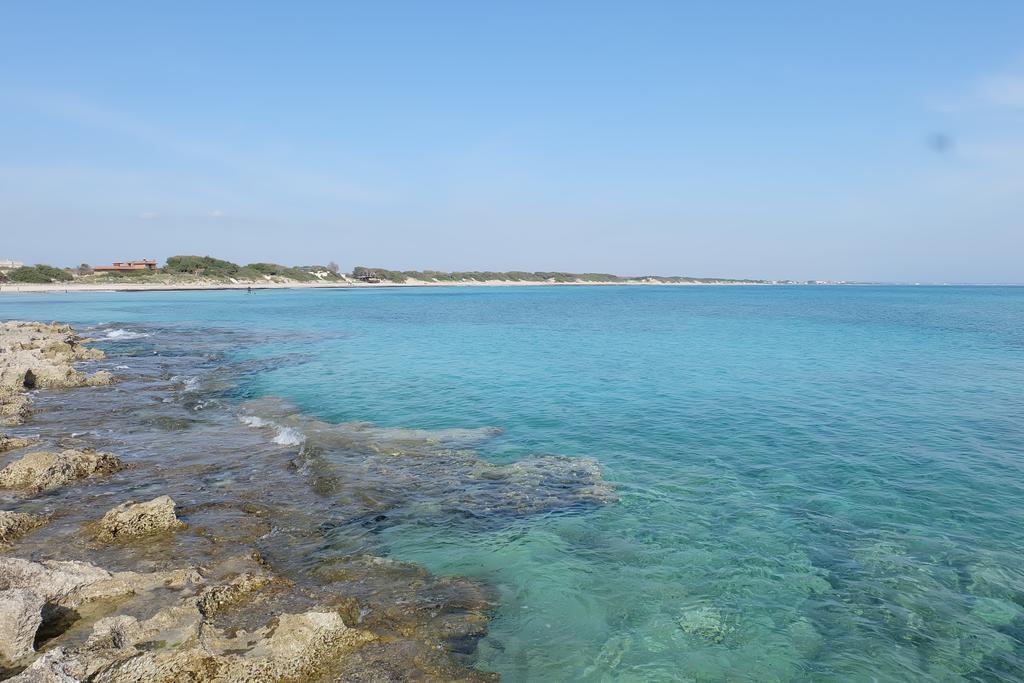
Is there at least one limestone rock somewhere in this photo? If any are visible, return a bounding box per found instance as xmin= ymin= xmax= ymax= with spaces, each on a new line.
xmin=0 ymin=558 xmax=111 ymax=606
xmin=13 ymin=600 xmax=375 ymax=683
xmin=0 ymin=557 xmax=200 ymax=609
xmin=0 ymin=434 xmax=36 ymax=453
xmin=0 ymin=321 xmax=114 ymax=426
xmin=197 ymin=572 xmax=276 ymax=617
xmin=0 ymin=388 xmax=31 ymax=427
xmin=0 ymin=510 xmax=47 ymax=547
xmin=0 ymin=588 xmax=45 ymax=664
xmin=7 ymin=646 xmax=80 ymax=682
xmin=2 ymin=554 xmax=495 ymax=682
xmin=0 ymin=449 xmax=125 ymax=493
xmin=96 ymin=495 xmax=185 ymax=542
xmin=85 ymin=370 xmax=115 ymax=387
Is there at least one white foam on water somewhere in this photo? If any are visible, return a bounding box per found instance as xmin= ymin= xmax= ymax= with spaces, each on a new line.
xmin=171 ymin=375 xmax=200 ymax=391
xmin=104 ymin=329 xmax=151 ymax=340
xmin=272 ymin=426 xmax=305 ymax=446
xmin=238 ymin=414 xmax=304 ymax=445
xmin=238 ymin=415 xmax=271 ymax=428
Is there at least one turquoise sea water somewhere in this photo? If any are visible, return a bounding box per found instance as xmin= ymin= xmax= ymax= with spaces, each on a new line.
xmin=3 ymin=285 xmax=1024 ymax=681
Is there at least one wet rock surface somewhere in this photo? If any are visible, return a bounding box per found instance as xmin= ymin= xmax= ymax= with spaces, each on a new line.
xmin=0 ymin=437 xmax=35 ymax=454
xmin=0 ymin=321 xmax=615 ymax=680
xmin=0 ymin=450 xmax=125 ymax=494
xmin=95 ymin=496 xmax=184 ymax=542
xmin=0 ymin=391 xmax=30 ymax=429
xmin=0 ymin=512 xmax=46 ymax=549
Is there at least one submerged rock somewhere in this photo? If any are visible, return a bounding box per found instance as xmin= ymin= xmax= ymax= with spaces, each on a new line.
xmin=0 ymin=588 xmax=45 ymax=665
xmin=95 ymin=496 xmax=185 ymax=542
xmin=0 ymin=510 xmax=47 ymax=548
xmin=240 ymin=397 xmax=617 ymax=525
xmin=678 ymin=605 xmax=732 ymax=644
xmin=312 ymin=553 xmax=497 ymax=675
xmin=0 ymin=449 xmax=125 ymax=494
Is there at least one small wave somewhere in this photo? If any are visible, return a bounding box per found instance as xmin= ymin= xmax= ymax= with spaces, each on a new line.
xmin=114 ymin=364 xmax=131 ymax=370
xmin=104 ymin=328 xmax=151 ymax=340
xmin=238 ymin=414 xmax=305 ymax=446
xmin=171 ymin=375 xmax=200 ymax=392
xmin=273 ymin=426 xmax=306 ymax=446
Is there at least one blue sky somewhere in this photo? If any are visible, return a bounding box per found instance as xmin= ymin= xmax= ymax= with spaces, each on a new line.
xmin=2 ymin=2 xmax=1023 ymax=282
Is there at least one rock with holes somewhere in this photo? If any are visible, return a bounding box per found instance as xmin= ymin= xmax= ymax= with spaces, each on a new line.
xmin=0 ymin=434 xmax=36 ymax=453
xmin=0 ymin=588 xmax=46 ymax=665
xmin=95 ymin=496 xmax=185 ymax=542
xmin=0 ymin=388 xmax=31 ymax=428
xmin=0 ymin=449 xmax=125 ymax=493
xmin=0 ymin=510 xmax=47 ymax=548
xmin=12 ymin=600 xmax=376 ymax=682
xmin=196 ymin=572 xmax=277 ymax=617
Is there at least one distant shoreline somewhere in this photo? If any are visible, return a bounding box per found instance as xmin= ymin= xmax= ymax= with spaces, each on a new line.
xmin=3 ymin=281 xmax=1020 ymax=294
xmin=0 ymin=279 xmax=787 ymax=294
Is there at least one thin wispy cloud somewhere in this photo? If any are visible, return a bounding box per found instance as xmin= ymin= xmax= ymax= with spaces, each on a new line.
xmin=976 ymin=73 xmax=1024 ymax=110
xmin=2 ymin=89 xmax=390 ymax=206
xmin=926 ymin=57 xmax=1024 ymax=113
xmin=6 ymin=90 xmax=230 ymax=164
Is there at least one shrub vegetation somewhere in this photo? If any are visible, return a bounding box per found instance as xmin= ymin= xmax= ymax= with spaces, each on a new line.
xmin=8 ymin=264 xmax=74 ymax=283
xmin=163 ymin=255 xmax=241 ymax=277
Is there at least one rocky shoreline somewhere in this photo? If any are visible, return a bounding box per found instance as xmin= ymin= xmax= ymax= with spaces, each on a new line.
xmin=0 ymin=321 xmax=510 ymax=681
xmin=0 ymin=320 xmax=618 ymax=681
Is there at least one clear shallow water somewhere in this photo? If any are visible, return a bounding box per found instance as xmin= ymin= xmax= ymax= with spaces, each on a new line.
xmin=3 ymin=285 xmax=1024 ymax=681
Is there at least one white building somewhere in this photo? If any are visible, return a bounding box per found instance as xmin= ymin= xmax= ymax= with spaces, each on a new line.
xmin=0 ymin=260 xmax=24 ymax=269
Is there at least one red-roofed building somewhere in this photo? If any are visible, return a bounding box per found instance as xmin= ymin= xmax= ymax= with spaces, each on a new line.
xmin=94 ymin=260 xmax=158 ymax=272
